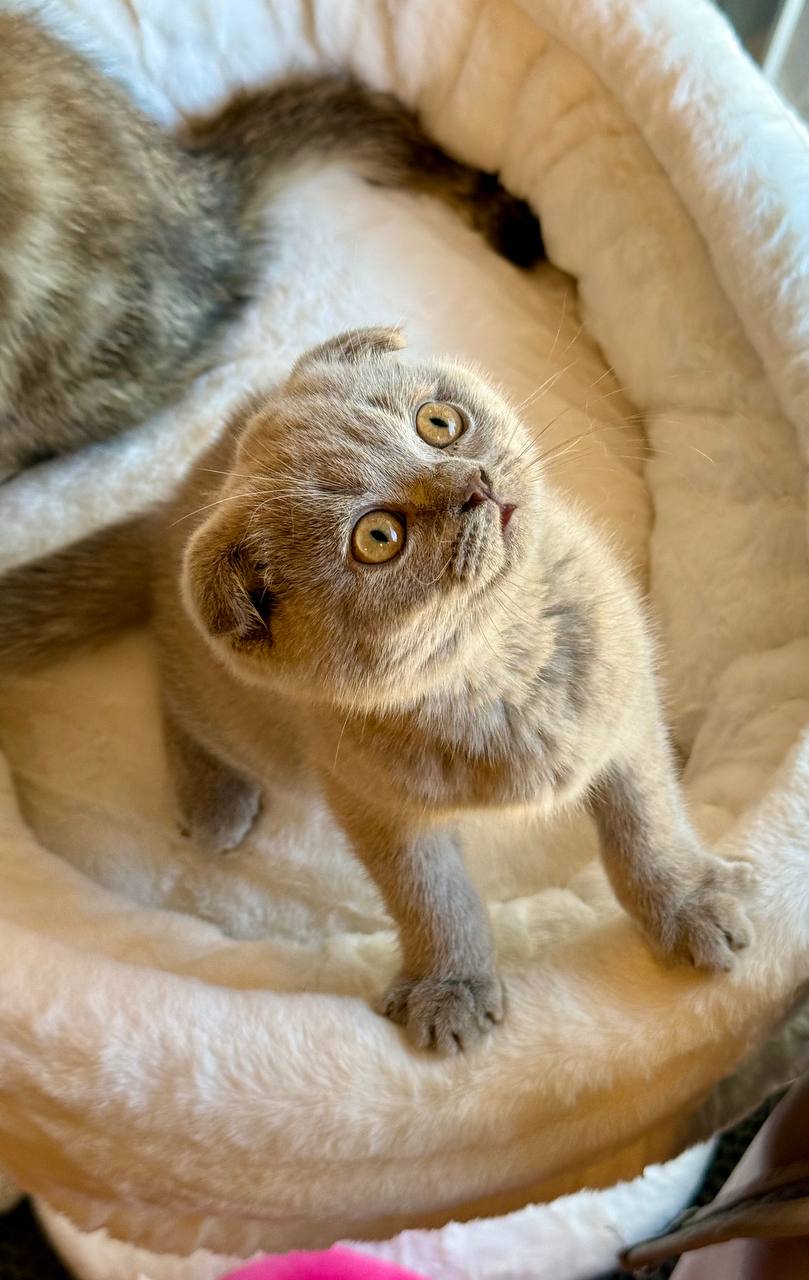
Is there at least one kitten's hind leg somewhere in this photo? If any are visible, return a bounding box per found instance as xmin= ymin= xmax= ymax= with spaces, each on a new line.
xmin=164 ymin=707 xmax=261 ymax=853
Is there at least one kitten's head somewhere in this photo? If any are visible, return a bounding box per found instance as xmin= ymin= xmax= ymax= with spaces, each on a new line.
xmin=182 ymin=327 xmax=544 ymax=709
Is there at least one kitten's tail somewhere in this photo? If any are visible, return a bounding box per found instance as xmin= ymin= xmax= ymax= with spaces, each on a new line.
xmin=0 ymin=516 xmax=152 ymax=674
xmin=183 ymin=76 xmax=544 ymax=268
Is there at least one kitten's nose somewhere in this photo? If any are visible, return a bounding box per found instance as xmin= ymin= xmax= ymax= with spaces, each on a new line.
xmin=459 ymin=468 xmax=518 ymax=531
xmin=460 ymin=468 xmax=494 ymax=514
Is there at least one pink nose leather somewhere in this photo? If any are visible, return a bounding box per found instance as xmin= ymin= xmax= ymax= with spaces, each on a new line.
xmin=460 ymin=468 xmax=492 ymax=513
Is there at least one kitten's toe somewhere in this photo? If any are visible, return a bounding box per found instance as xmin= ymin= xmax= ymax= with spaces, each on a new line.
xmin=681 ymin=892 xmax=752 ymax=971
xmin=645 ymin=857 xmax=755 ymax=972
xmin=380 ymin=974 xmax=504 ymax=1054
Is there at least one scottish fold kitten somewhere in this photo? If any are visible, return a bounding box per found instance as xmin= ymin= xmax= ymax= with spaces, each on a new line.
xmin=0 ymin=329 xmax=752 ymax=1052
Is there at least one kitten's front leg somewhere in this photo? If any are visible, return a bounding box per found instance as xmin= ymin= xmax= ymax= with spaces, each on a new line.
xmin=163 ymin=705 xmax=261 ymax=853
xmin=590 ymin=727 xmax=753 ymax=971
xmin=328 ymin=787 xmax=502 ymax=1052
xmin=377 ymin=834 xmax=504 ymax=1052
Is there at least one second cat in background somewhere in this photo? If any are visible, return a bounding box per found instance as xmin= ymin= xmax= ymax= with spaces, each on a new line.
xmin=0 ymin=11 xmax=542 ymax=478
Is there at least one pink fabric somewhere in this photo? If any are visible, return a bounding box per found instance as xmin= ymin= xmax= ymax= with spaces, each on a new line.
xmin=221 ymin=1246 xmax=430 ymax=1280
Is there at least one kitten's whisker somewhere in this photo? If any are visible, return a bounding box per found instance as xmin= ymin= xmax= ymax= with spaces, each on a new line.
xmin=538 ymin=417 xmax=647 ymax=465
xmin=583 ymin=382 xmax=635 ymax=412
xmin=170 ymin=491 xmax=258 ymax=527
xmin=546 ymin=287 xmax=569 ymax=361
xmin=555 ymin=320 xmax=584 ymax=363
xmin=490 ymin=581 xmax=538 ymax=627
xmin=518 ymin=436 xmax=716 ymax=484
xmin=527 ymin=406 xmax=576 ymax=455
xmin=587 ymin=364 xmax=618 ymax=390
xmin=239 ymin=442 xmax=279 ymax=473
xmin=247 ymin=495 xmax=279 ymax=530
xmin=404 ymin=553 xmax=453 ymax=589
xmin=513 ymin=361 xmax=577 ymax=415
xmin=197 ymin=467 xmax=255 ymax=483
xmin=331 ymin=708 xmax=352 ymax=772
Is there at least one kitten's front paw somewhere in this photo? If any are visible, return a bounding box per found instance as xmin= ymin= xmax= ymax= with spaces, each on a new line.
xmin=380 ymin=974 xmax=504 ymax=1053
xmin=644 ymin=858 xmax=754 ymax=972
xmin=179 ymin=784 xmax=262 ymax=854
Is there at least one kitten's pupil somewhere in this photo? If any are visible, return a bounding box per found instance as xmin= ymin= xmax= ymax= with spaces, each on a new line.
xmin=371 ymin=529 xmax=389 ymax=544
xmin=430 ymin=416 xmax=448 ymax=429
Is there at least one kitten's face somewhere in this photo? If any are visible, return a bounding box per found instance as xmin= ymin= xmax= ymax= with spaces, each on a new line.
xmin=183 ymin=328 xmax=544 ymax=708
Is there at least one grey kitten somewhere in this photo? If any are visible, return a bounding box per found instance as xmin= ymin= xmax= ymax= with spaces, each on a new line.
xmin=0 ymin=12 xmax=542 ymax=477
xmin=0 ymin=327 xmax=753 ymax=1054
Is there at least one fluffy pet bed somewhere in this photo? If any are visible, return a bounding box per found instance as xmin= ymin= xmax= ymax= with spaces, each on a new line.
xmin=1 ymin=0 xmax=809 ymax=1276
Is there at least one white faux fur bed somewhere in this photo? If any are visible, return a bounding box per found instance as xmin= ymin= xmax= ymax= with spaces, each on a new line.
xmin=1 ymin=0 xmax=809 ymax=1277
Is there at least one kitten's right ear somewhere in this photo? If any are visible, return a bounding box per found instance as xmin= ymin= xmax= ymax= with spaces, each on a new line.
xmin=292 ymin=326 xmax=405 ymax=375
xmin=183 ymin=513 xmax=273 ymax=653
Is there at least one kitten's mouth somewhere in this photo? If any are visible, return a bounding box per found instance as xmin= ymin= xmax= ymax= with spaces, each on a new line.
xmin=500 ymin=503 xmax=517 ymax=532
xmin=450 ymin=496 xmax=519 ymax=583
xmin=461 ymin=483 xmax=518 ymax=536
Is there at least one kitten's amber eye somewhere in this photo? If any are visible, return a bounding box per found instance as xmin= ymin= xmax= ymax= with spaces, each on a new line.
xmin=416 ymin=401 xmax=465 ymax=448
xmin=352 ymin=510 xmax=406 ymax=564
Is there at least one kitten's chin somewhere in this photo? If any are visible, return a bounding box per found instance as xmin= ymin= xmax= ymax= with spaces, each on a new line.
xmin=449 ymin=507 xmax=501 ymax=585
xmin=447 ymin=502 xmax=528 ymax=593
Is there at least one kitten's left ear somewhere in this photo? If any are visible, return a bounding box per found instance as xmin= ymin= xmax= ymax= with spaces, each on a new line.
xmin=183 ymin=511 xmax=274 ymax=654
xmin=292 ymin=326 xmax=405 ymax=375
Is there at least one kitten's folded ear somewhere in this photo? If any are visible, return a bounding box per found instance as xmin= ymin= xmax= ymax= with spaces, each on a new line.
xmin=292 ymin=326 xmax=405 ymax=375
xmin=183 ymin=513 xmax=274 ymax=653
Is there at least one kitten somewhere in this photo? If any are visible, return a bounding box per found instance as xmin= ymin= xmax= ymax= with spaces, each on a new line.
xmin=0 ymin=328 xmax=753 ymax=1053
xmin=0 ymin=13 xmax=541 ymax=477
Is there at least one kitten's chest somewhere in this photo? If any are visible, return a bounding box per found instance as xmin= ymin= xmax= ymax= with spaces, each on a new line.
xmin=324 ymin=688 xmax=580 ymax=814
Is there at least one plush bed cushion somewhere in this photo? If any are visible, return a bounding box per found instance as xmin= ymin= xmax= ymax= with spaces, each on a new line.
xmin=0 ymin=0 xmax=808 ymax=1264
